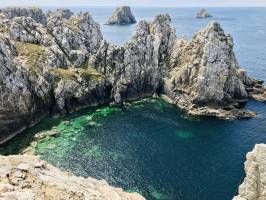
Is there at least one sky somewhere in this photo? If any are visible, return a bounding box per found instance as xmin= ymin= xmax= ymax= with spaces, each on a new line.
xmin=0 ymin=0 xmax=266 ymax=7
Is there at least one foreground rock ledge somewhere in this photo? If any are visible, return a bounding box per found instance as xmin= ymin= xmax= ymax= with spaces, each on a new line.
xmin=0 ymin=155 xmax=145 ymax=200
xmin=233 ymin=144 xmax=266 ymax=200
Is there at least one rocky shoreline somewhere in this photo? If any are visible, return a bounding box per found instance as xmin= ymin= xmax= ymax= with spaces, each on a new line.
xmin=233 ymin=144 xmax=266 ymax=200
xmin=0 ymin=154 xmax=145 ymax=200
xmin=0 ymin=7 xmax=265 ymax=144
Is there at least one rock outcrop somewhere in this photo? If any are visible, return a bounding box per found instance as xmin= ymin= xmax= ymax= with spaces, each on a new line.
xmin=106 ymin=6 xmax=136 ymax=25
xmin=0 ymin=7 xmax=265 ymax=144
xmin=0 ymin=154 xmax=145 ymax=200
xmin=0 ymin=7 xmax=47 ymax=24
xmin=233 ymin=144 xmax=266 ymax=200
xmin=196 ymin=9 xmax=212 ymax=18
xmin=165 ymin=21 xmax=257 ymax=119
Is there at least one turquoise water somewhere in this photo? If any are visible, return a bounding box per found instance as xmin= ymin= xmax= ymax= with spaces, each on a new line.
xmin=2 ymin=99 xmax=266 ymax=200
xmin=1 ymin=7 xmax=266 ymax=200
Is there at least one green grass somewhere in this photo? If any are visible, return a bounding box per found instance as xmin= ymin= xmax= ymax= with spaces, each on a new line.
xmin=15 ymin=42 xmax=47 ymax=75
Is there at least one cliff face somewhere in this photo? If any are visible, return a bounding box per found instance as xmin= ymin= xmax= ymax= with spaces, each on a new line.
xmin=0 ymin=8 xmax=265 ymax=143
xmin=0 ymin=154 xmax=145 ymax=200
xmin=233 ymin=144 xmax=266 ymax=200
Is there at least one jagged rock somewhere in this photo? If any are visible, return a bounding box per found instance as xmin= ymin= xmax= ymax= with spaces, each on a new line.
xmin=0 ymin=154 xmax=145 ymax=200
xmin=0 ymin=36 xmax=51 ymax=144
xmin=47 ymin=8 xmax=74 ymax=20
xmin=164 ymin=21 xmax=255 ymax=119
xmin=0 ymin=7 xmax=265 ymax=144
xmin=233 ymin=144 xmax=266 ymax=200
xmin=47 ymin=11 xmax=103 ymax=68
xmin=196 ymin=9 xmax=212 ymax=18
xmin=0 ymin=7 xmax=47 ymax=24
xmin=91 ymin=14 xmax=176 ymax=104
xmin=106 ymin=6 xmax=136 ymax=25
xmin=9 ymin=16 xmax=52 ymax=45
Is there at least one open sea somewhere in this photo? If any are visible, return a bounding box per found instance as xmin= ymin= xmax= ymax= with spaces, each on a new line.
xmin=1 ymin=7 xmax=266 ymax=200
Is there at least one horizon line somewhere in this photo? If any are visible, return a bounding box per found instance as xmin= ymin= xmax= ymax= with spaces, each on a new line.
xmin=0 ymin=5 xmax=266 ymax=8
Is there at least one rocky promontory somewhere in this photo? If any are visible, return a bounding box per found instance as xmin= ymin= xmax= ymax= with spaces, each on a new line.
xmin=233 ymin=144 xmax=266 ymax=200
xmin=0 ymin=154 xmax=145 ymax=200
xmin=106 ymin=6 xmax=136 ymax=25
xmin=0 ymin=8 xmax=265 ymax=144
xmin=196 ymin=9 xmax=212 ymax=18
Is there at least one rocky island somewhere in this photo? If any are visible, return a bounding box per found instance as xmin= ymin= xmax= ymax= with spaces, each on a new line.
xmin=106 ymin=6 xmax=136 ymax=25
xmin=196 ymin=9 xmax=212 ymax=18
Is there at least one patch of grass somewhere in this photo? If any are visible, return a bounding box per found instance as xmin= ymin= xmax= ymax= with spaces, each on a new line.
xmin=52 ymin=67 xmax=101 ymax=82
xmin=53 ymin=67 xmax=77 ymax=80
xmin=15 ymin=42 xmax=47 ymax=74
xmin=80 ymin=68 xmax=101 ymax=82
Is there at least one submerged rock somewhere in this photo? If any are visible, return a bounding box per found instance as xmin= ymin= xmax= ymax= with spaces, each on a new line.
xmin=196 ymin=9 xmax=212 ymax=18
xmin=0 ymin=154 xmax=145 ymax=200
xmin=233 ymin=144 xmax=266 ymax=200
xmin=106 ymin=6 xmax=136 ymax=25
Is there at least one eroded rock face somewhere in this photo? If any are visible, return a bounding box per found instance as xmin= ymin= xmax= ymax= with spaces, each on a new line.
xmin=164 ymin=21 xmax=255 ymax=119
xmin=91 ymin=14 xmax=176 ymax=104
xmin=106 ymin=6 xmax=136 ymax=25
xmin=233 ymin=144 xmax=266 ymax=200
xmin=0 ymin=7 xmax=265 ymax=144
xmin=196 ymin=9 xmax=212 ymax=18
xmin=0 ymin=154 xmax=145 ymax=200
xmin=0 ymin=7 xmax=47 ymax=24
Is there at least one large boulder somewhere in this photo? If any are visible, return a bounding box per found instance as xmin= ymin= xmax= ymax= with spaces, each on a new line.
xmin=106 ymin=6 xmax=136 ymax=25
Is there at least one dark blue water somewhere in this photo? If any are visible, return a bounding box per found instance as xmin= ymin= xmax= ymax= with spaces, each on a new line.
xmin=2 ymin=7 xmax=266 ymax=200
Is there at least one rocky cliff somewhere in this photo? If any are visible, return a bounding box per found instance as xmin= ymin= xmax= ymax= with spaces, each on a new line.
xmin=233 ymin=144 xmax=266 ymax=200
xmin=0 ymin=154 xmax=145 ymax=200
xmin=0 ymin=7 xmax=265 ymax=144
xmin=106 ymin=6 xmax=136 ymax=25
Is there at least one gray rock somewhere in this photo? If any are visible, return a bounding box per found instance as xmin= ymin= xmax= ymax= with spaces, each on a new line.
xmin=0 ymin=7 xmax=47 ymax=24
xmin=47 ymin=8 xmax=74 ymax=20
xmin=233 ymin=144 xmax=266 ymax=200
xmin=0 ymin=7 xmax=265 ymax=144
xmin=106 ymin=6 xmax=136 ymax=25
xmin=196 ymin=9 xmax=212 ymax=18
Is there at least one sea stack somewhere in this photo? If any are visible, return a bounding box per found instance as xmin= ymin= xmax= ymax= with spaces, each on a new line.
xmin=106 ymin=6 xmax=136 ymax=25
xmin=196 ymin=9 xmax=212 ymax=18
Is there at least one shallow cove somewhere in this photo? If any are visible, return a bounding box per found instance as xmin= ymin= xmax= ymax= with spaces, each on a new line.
xmin=1 ymin=99 xmax=266 ymax=200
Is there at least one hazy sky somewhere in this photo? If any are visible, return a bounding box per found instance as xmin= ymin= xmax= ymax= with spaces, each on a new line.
xmin=1 ymin=0 xmax=266 ymax=7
